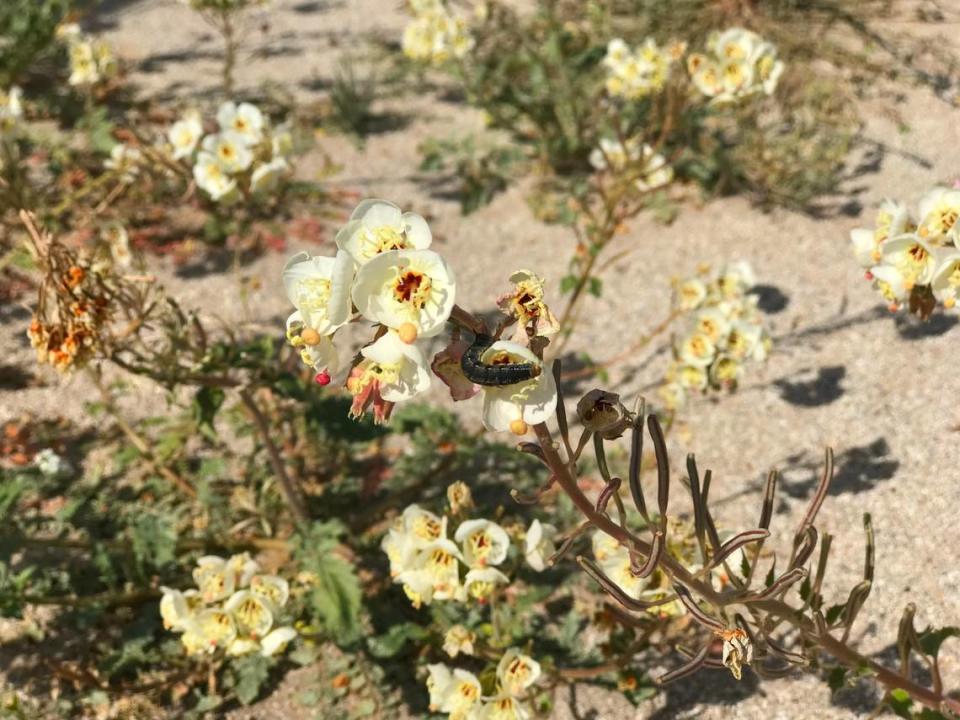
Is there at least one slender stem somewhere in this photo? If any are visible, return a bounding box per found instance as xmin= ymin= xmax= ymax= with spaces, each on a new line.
xmin=221 ymin=10 xmax=236 ymax=98
xmin=238 ymin=387 xmax=310 ymax=526
xmin=534 ymin=419 xmax=958 ymax=712
xmin=90 ymin=370 xmax=197 ymax=498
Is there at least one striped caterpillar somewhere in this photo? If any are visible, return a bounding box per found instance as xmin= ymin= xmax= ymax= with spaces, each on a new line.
xmin=460 ymin=333 xmax=542 ymax=387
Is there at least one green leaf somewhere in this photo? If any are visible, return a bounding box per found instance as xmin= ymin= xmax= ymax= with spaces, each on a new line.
xmin=587 ymin=277 xmax=603 ymax=298
xmin=918 ymin=626 xmax=960 ymax=659
xmin=560 ymin=275 xmax=578 ymax=294
xmin=826 ymin=666 xmax=846 ymax=693
xmin=367 ymin=622 xmax=427 ymax=658
xmin=825 ymin=603 xmax=845 ymax=625
xmin=193 ymin=386 xmax=225 ymax=434
xmin=232 ymin=655 xmax=272 ymax=705
xmin=887 ymin=688 xmax=913 ymax=718
xmin=294 ymin=522 xmax=363 ymax=643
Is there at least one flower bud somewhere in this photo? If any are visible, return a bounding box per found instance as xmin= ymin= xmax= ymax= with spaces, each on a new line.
xmin=446 ymin=481 xmax=474 ymax=514
xmin=576 ymin=389 xmax=631 ymax=439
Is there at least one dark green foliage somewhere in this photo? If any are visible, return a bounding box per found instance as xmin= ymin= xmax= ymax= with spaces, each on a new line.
xmin=0 ymin=0 xmax=70 ymax=86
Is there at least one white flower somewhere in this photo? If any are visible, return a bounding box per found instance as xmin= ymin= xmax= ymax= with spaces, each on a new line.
xmin=523 ymin=519 xmax=557 ymax=572
xmin=879 ymin=234 xmax=937 ymax=289
xmin=260 ymin=626 xmax=297 ymax=657
xmin=676 ymin=278 xmax=707 ymax=310
xmin=193 ymin=152 xmax=238 ymax=202
xmin=104 ymin=144 xmax=142 ymax=182
xmin=159 ymin=587 xmax=200 ymax=631
xmin=250 ymin=157 xmax=289 ymax=194
xmin=691 ymin=28 xmax=782 ymax=101
xmin=850 ymin=227 xmax=881 ymax=268
xmin=438 ymin=669 xmax=482 ymax=716
xmin=335 ymin=199 xmax=432 ymax=266
xmin=286 ymin=312 xmax=339 ymax=373
xmin=479 ymin=341 xmax=557 ymax=435
xmin=249 ymin=574 xmax=290 ymax=609
xmin=677 ymin=332 xmax=716 ymax=368
xmin=32 ymin=448 xmax=73 ymax=478
xmin=461 ymin=566 xmax=510 ymax=602
xmin=68 ymin=42 xmax=100 ymax=85
xmin=916 ymin=186 xmax=960 ymax=246
xmin=931 ymin=253 xmax=960 ymax=309
xmin=0 ymin=86 xmax=23 ymax=136
xmin=443 ymin=625 xmax=476 ymax=658
xmin=496 ymin=648 xmax=541 ymax=695
xmin=479 ymin=695 xmax=533 ymax=720
xmin=227 ymin=637 xmax=261 ymax=656
xmin=426 ymin=663 xmax=453 ymax=711
xmin=180 ymin=609 xmax=237 ymax=655
xmin=103 ymin=223 xmax=132 ymax=268
xmin=869 ymin=263 xmax=909 ymax=306
xmin=396 ymin=538 xmax=463 ymax=608
xmin=168 ymin=110 xmax=203 ymax=160
xmin=201 ymin=131 xmax=253 ymax=173
xmin=193 ymin=556 xmax=236 ymax=603
xmin=282 ymin=250 xmax=354 ymax=336
xmin=216 ymin=101 xmax=264 ymax=146
xmin=602 ymin=37 xmax=672 ymax=100
xmin=224 ymin=590 xmax=275 ymax=639
xmin=382 ymin=505 xmax=449 ymax=576
xmin=351 ymin=249 xmax=456 ymax=339
xmin=350 ymin=330 xmax=432 ymax=405
xmin=455 ymin=518 xmax=510 ymax=568
xmin=592 ymin=531 xmax=647 ymax=600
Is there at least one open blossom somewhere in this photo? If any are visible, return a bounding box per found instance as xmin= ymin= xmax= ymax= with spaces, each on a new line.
xmin=455 ymin=518 xmax=510 ymax=568
xmin=590 ymin=137 xmax=674 ymax=192
xmin=168 ymin=110 xmax=203 ymax=160
xmin=217 ymin=101 xmax=264 ymax=146
xmin=496 ymin=648 xmax=541 ymax=695
xmin=347 ymin=330 xmax=432 ymax=421
xmin=250 ymin=157 xmax=289 ymax=194
xmin=193 ymin=152 xmax=238 ymax=202
xmin=479 ymin=695 xmax=533 ymax=720
xmin=497 ymin=270 xmax=560 ymax=343
xmin=523 ymin=519 xmax=557 ymax=572
xmin=853 ymin=191 xmax=960 ymax=316
xmin=603 ymin=37 xmax=676 ymax=100
xmin=688 ymin=28 xmax=783 ymax=103
xmin=402 ymin=3 xmax=473 ymax=65
xmin=65 ymin=33 xmax=117 ymax=86
xmin=0 ymin=86 xmax=23 ymax=136
xmin=443 ymin=625 xmax=476 ymax=658
xmin=396 ymin=538 xmax=464 ymax=608
xmin=662 ymin=262 xmax=770 ymax=410
xmin=283 ymin=251 xmax=354 ymax=337
xmin=381 ymin=504 xmax=448 ymax=577
xmin=479 ymin=341 xmax=557 ymax=435
xmin=461 ymin=566 xmax=509 ymax=602
xmin=335 ymin=199 xmax=432 ymax=265
xmin=931 ymin=253 xmax=960 ymax=309
xmin=850 ymin=200 xmax=914 ymax=268
xmin=352 ymin=249 xmax=456 ymax=339
xmin=201 ymin=131 xmax=253 ymax=173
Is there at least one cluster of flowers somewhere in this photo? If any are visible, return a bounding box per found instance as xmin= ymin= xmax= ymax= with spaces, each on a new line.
xmin=159 ymin=553 xmax=297 ymax=658
xmin=588 ymin=136 xmax=673 ymax=193
xmin=850 ymin=187 xmax=960 ymax=313
xmin=659 ymin=262 xmax=771 ymax=410
xmin=56 ymin=24 xmax=117 ymax=87
xmin=163 ymin=102 xmax=293 ymax=203
xmin=381 ymin=484 xmax=559 ymax=605
xmin=282 ymin=198 xmax=560 ymax=433
xmin=401 ymin=0 xmax=474 ymax=65
xmin=0 ymin=86 xmax=23 ymax=138
xmin=426 ymin=648 xmax=541 ymax=720
xmin=28 ymin=254 xmax=112 ymax=374
xmin=602 ymin=38 xmax=685 ymax=101
xmin=686 ymin=28 xmax=783 ymax=104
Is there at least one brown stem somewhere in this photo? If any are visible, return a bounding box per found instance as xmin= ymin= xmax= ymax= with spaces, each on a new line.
xmin=238 ymin=387 xmax=310 ymax=526
xmin=90 ymin=370 xmax=197 ymax=498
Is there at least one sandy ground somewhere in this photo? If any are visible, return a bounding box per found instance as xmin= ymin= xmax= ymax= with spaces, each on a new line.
xmin=4 ymin=0 xmax=960 ymax=718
